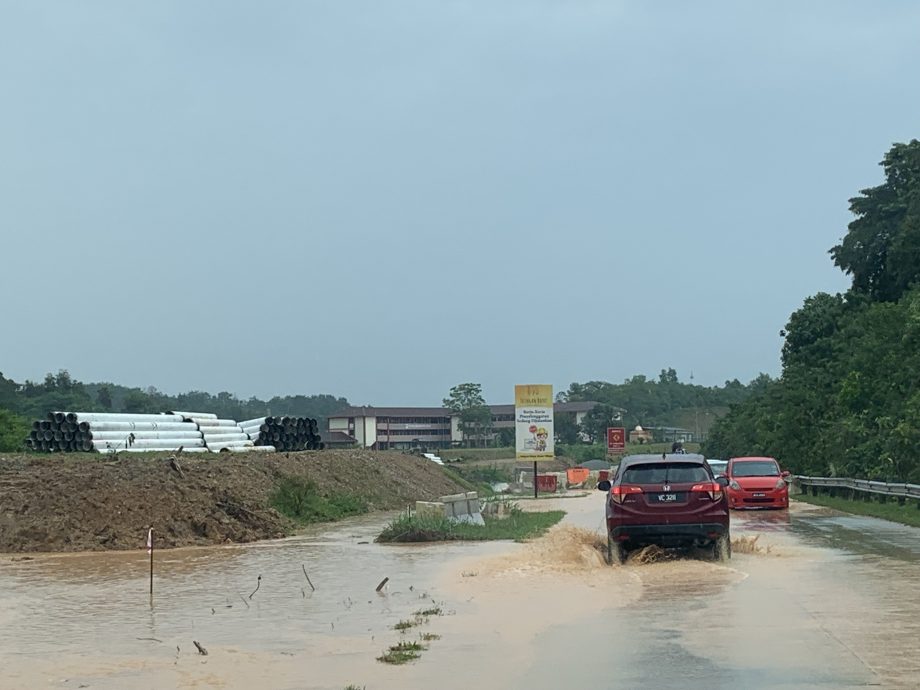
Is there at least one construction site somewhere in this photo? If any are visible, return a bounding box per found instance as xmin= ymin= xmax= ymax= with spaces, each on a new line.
xmin=0 ymin=448 xmax=469 ymax=553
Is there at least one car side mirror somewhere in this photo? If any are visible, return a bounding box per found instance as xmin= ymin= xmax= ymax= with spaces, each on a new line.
xmin=597 ymin=480 xmax=611 ymax=492
xmin=781 ymin=470 xmax=790 ymax=478
xmin=715 ymin=476 xmax=729 ymax=487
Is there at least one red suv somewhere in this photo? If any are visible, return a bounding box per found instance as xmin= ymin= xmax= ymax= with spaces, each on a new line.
xmin=596 ymin=453 xmax=730 ymax=564
xmin=725 ymin=456 xmax=789 ymax=510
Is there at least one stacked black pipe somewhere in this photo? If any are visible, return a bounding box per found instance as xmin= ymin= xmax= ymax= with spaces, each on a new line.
xmin=256 ymin=416 xmax=323 ymax=451
xmin=25 ymin=412 xmax=93 ymax=452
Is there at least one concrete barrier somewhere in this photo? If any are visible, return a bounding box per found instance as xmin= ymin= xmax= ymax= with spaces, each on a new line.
xmin=414 ymin=491 xmax=484 ymax=526
xmin=415 ymin=501 xmax=448 ymax=520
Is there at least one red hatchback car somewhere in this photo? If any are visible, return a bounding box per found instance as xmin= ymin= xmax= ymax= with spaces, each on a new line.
xmin=597 ymin=453 xmax=730 ymax=564
xmin=725 ymin=456 xmax=790 ymax=510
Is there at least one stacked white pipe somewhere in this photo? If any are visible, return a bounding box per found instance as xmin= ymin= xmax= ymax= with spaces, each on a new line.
xmin=86 ymin=413 xmax=207 ymax=453
xmin=238 ymin=417 xmax=266 ymax=442
xmin=27 ymin=411 xmax=282 ymax=454
xmin=172 ymin=411 xmax=255 ymax=452
xmin=26 ymin=412 xmax=208 ymax=453
xmin=232 ymin=417 xmax=277 ymax=453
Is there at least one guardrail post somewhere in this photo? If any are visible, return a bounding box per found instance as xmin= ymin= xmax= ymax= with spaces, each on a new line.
xmin=863 ymin=491 xmax=871 ymax=502
xmin=898 ymin=496 xmax=906 ymax=506
xmin=811 ymin=486 xmax=818 ymax=497
xmin=829 ymin=487 xmax=836 ymax=498
xmin=879 ymin=494 xmax=887 ymax=504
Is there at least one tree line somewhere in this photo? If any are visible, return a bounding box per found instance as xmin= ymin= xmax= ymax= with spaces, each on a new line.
xmin=0 ymin=370 xmax=349 ymax=452
xmin=558 ymin=368 xmax=768 ymax=444
xmin=704 ymin=140 xmax=920 ymax=482
xmin=441 ymin=374 xmax=768 ymax=449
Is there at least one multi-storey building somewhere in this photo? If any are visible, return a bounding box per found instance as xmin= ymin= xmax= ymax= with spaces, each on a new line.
xmin=327 ymin=401 xmax=598 ymax=450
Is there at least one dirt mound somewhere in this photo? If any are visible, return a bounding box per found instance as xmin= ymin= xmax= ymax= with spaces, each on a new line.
xmin=0 ymin=450 xmax=467 ymax=553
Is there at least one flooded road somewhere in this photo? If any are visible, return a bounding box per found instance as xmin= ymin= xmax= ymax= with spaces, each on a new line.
xmin=2 ymin=496 xmax=920 ymax=689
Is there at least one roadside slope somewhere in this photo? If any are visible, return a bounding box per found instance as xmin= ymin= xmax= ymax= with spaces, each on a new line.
xmin=0 ymin=450 xmax=467 ymax=553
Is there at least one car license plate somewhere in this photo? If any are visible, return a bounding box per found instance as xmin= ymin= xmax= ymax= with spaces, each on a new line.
xmin=753 ymin=492 xmax=766 ymax=497
xmin=657 ymin=493 xmax=678 ymax=502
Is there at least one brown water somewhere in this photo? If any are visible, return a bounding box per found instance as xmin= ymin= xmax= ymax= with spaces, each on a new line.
xmin=2 ymin=497 xmax=920 ymax=689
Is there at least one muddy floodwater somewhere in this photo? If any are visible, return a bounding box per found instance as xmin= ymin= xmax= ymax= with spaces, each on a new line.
xmin=3 ymin=495 xmax=920 ymax=689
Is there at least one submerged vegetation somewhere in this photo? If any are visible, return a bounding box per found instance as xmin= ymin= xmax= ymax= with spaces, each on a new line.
xmin=377 ymin=640 xmax=427 ymax=665
xmin=378 ymin=603 xmax=446 ymax=665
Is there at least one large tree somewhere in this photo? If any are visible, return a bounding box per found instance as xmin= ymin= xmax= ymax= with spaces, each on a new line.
xmin=707 ymin=140 xmax=920 ymax=482
xmin=830 ymin=139 xmax=920 ymax=302
xmin=443 ymin=383 xmax=493 ymax=447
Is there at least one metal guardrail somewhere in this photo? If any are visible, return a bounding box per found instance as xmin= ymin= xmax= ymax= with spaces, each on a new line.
xmin=796 ymin=476 xmax=920 ymax=499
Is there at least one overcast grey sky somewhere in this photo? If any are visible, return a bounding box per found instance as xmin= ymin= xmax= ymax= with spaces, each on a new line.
xmin=1 ymin=1 xmax=918 ymax=405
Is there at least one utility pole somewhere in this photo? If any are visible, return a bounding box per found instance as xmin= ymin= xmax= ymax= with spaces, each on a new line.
xmin=691 ymin=370 xmax=700 ymax=443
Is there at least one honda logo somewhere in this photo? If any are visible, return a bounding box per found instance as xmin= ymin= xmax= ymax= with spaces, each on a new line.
xmin=662 ymin=485 xmax=671 ymax=492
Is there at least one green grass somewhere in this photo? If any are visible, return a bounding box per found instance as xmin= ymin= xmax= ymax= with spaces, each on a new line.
xmin=270 ymin=476 xmax=368 ymax=524
xmin=450 ymin=464 xmax=514 ymax=485
xmin=376 ymin=509 xmax=565 ymax=543
xmin=377 ymin=640 xmax=427 ymax=665
xmin=439 ymin=447 xmax=516 ymax=462
xmin=439 ymin=466 xmax=479 ymax=491
xmin=414 ymin=605 xmax=442 ymax=617
xmin=794 ymin=493 xmax=920 ymax=529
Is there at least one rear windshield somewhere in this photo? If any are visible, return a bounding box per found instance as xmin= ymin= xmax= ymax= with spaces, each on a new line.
xmin=621 ymin=462 xmax=710 ymax=485
xmin=732 ymin=460 xmax=779 ymax=477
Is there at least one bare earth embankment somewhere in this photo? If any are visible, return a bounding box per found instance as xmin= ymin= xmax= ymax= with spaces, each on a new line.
xmin=0 ymin=450 xmax=467 ymax=553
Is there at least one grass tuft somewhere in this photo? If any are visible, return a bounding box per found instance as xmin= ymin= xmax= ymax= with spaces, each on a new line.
xmin=377 ymin=640 xmax=427 ymax=665
xmin=375 ymin=510 xmax=564 ymax=543
xmin=414 ymin=606 xmax=442 ymax=617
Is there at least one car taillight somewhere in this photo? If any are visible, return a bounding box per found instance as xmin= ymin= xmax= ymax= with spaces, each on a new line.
xmin=610 ymin=485 xmax=643 ymax=504
xmin=729 ymin=480 xmax=741 ymax=491
xmin=691 ymin=482 xmax=723 ymax=501
xmin=775 ymin=478 xmax=787 ymax=490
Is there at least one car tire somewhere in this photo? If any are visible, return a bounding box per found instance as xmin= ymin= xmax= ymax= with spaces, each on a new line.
xmin=606 ymin=534 xmax=627 ymax=565
xmin=712 ymin=532 xmax=731 ymax=562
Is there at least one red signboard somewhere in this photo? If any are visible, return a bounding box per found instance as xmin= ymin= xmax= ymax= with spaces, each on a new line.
xmin=606 ymin=427 xmax=626 ymax=453
xmin=535 ymin=474 xmax=558 ymax=493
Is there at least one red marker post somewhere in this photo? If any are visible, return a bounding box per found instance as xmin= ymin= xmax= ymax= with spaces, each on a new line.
xmin=146 ymin=527 xmax=153 ymax=598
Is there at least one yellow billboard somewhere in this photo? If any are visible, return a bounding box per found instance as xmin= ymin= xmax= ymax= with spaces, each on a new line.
xmin=515 ymin=384 xmax=554 ymax=461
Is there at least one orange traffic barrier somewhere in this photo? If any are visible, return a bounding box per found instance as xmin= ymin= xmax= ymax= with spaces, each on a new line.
xmin=566 ymin=468 xmax=590 ymax=486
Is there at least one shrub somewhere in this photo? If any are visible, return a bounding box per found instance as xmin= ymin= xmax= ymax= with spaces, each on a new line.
xmin=271 ymin=477 xmax=367 ymax=523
